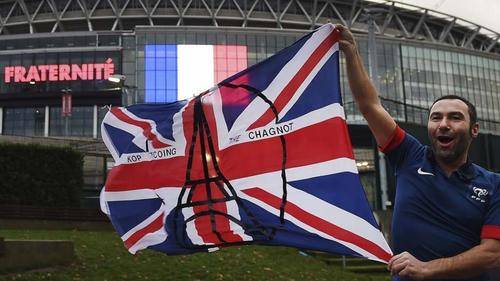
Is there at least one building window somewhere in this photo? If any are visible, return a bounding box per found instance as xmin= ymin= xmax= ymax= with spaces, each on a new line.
xmin=2 ymin=107 xmax=45 ymax=136
xmin=354 ymin=148 xmax=379 ymax=209
xmin=49 ymin=106 xmax=93 ymax=137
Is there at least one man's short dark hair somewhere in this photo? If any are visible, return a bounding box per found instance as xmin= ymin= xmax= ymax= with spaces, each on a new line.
xmin=430 ymin=95 xmax=477 ymax=125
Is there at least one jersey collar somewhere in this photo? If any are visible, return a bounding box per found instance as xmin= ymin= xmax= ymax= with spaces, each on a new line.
xmin=425 ymin=147 xmax=478 ymax=181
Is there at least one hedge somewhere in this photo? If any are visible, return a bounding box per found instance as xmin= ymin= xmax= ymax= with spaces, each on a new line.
xmin=0 ymin=143 xmax=83 ymax=207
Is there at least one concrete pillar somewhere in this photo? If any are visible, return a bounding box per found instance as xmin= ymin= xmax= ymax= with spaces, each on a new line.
xmin=0 ymin=107 xmax=3 ymax=135
xmin=44 ymin=106 xmax=49 ymax=137
xmin=93 ymin=105 xmax=98 ymax=139
xmin=367 ymin=14 xmax=388 ymax=210
xmin=378 ymin=151 xmax=389 ymax=210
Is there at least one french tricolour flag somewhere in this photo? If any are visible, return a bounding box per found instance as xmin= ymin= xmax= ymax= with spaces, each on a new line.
xmin=145 ymin=45 xmax=248 ymax=103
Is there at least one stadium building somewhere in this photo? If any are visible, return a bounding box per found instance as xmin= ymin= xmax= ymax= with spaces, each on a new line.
xmin=1 ymin=0 xmax=499 ymax=210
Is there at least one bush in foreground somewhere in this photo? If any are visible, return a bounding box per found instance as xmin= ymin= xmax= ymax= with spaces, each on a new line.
xmin=0 ymin=143 xmax=83 ymax=207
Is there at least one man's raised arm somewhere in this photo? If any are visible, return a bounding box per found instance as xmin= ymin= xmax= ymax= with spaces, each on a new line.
xmin=337 ymin=25 xmax=397 ymax=148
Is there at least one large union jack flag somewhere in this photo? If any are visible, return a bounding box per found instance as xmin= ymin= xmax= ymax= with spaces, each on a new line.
xmin=100 ymin=24 xmax=392 ymax=263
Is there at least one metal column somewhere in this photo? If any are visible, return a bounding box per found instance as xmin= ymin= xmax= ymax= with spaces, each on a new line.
xmin=367 ymin=11 xmax=389 ymax=210
xmin=0 ymin=107 xmax=3 ymax=135
xmin=93 ymin=105 xmax=98 ymax=139
xmin=44 ymin=106 xmax=49 ymax=137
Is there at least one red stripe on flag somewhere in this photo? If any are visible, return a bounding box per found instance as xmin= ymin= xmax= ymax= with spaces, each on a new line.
xmin=106 ymin=157 xmax=186 ymax=191
xmin=191 ymin=182 xmax=243 ymax=244
xmin=191 ymin=184 xmax=221 ymax=244
xmin=111 ymin=107 xmax=169 ymax=149
xmin=242 ymin=187 xmax=392 ymax=263
xmin=248 ymin=29 xmax=340 ymax=130
xmin=105 ymin=117 xmax=353 ymax=191
xmin=124 ymin=213 xmax=164 ymax=250
xmin=209 ymin=185 xmax=244 ymax=243
xmin=220 ymin=117 xmax=354 ymax=180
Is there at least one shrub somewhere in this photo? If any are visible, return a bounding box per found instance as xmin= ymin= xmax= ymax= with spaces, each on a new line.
xmin=0 ymin=143 xmax=83 ymax=207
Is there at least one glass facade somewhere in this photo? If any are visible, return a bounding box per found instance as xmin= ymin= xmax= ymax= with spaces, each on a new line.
xmin=400 ymin=45 xmax=500 ymax=132
xmin=338 ymin=39 xmax=500 ymax=134
xmin=49 ymin=106 xmax=94 ymax=137
xmin=0 ymin=34 xmax=120 ymax=51
xmin=2 ymin=107 xmax=45 ymax=136
xmin=354 ymin=148 xmax=378 ymax=209
xmin=340 ymin=40 xmax=406 ymax=124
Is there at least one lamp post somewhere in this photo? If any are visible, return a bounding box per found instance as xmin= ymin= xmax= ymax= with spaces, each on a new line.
xmin=362 ymin=7 xmax=386 ymax=89
xmin=121 ymin=85 xmax=138 ymax=106
xmin=107 ymin=74 xmax=137 ymax=106
xmin=362 ymin=7 xmax=391 ymax=210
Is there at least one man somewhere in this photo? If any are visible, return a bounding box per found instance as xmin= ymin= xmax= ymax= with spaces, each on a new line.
xmin=336 ymin=25 xmax=500 ymax=281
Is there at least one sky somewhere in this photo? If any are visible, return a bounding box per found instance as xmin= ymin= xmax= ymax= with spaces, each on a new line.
xmin=393 ymin=0 xmax=500 ymax=34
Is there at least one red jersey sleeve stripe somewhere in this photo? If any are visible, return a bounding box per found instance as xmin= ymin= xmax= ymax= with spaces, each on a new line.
xmin=379 ymin=126 xmax=405 ymax=153
xmin=481 ymin=225 xmax=500 ymax=240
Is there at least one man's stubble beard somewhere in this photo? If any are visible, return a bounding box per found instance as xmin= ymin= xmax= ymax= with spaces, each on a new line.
xmin=430 ymin=130 xmax=471 ymax=164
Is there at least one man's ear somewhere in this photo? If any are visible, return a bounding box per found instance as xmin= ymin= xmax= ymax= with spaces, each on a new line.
xmin=471 ymin=122 xmax=479 ymax=138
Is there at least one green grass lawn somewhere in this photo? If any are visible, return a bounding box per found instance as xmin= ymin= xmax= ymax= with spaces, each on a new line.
xmin=0 ymin=229 xmax=390 ymax=281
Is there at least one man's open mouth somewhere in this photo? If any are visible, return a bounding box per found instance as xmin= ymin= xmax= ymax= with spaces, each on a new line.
xmin=437 ymin=135 xmax=454 ymax=145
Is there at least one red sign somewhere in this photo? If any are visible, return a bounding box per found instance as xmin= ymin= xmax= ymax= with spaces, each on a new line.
xmin=62 ymin=94 xmax=72 ymax=116
xmin=4 ymin=58 xmax=115 ymax=83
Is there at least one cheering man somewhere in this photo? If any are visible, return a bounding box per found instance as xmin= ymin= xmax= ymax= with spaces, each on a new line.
xmin=337 ymin=25 xmax=500 ymax=281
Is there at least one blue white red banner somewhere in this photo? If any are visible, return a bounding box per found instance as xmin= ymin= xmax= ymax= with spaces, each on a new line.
xmin=145 ymin=44 xmax=247 ymax=102
xmin=100 ymin=24 xmax=393 ymax=263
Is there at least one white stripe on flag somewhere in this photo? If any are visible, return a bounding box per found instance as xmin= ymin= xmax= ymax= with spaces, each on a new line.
xmin=120 ymin=206 xmax=168 ymax=254
xmin=118 ymin=107 xmax=175 ymax=146
xmin=101 ymin=113 xmax=120 ymax=162
xmin=177 ymin=45 xmax=214 ymax=100
xmin=104 ymin=188 xmax=182 ymax=202
xmin=238 ymin=183 xmax=391 ymax=263
xmin=225 ymin=196 xmax=254 ymax=242
xmin=128 ymin=227 xmax=168 ymax=254
xmin=105 ymin=110 xmax=147 ymax=151
xmin=182 ymin=207 xmax=211 ymax=246
xmin=230 ymin=158 xmax=358 ymax=188
xmin=229 ymin=158 xmax=393 ymax=259
xmin=230 ymin=24 xmax=335 ymax=133
xmin=221 ymin=103 xmax=345 ymax=148
xmin=276 ymin=43 xmax=339 ymax=122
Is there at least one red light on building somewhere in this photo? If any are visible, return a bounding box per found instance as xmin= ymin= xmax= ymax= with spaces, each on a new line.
xmin=62 ymin=94 xmax=72 ymax=117
xmin=4 ymin=58 xmax=115 ymax=83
